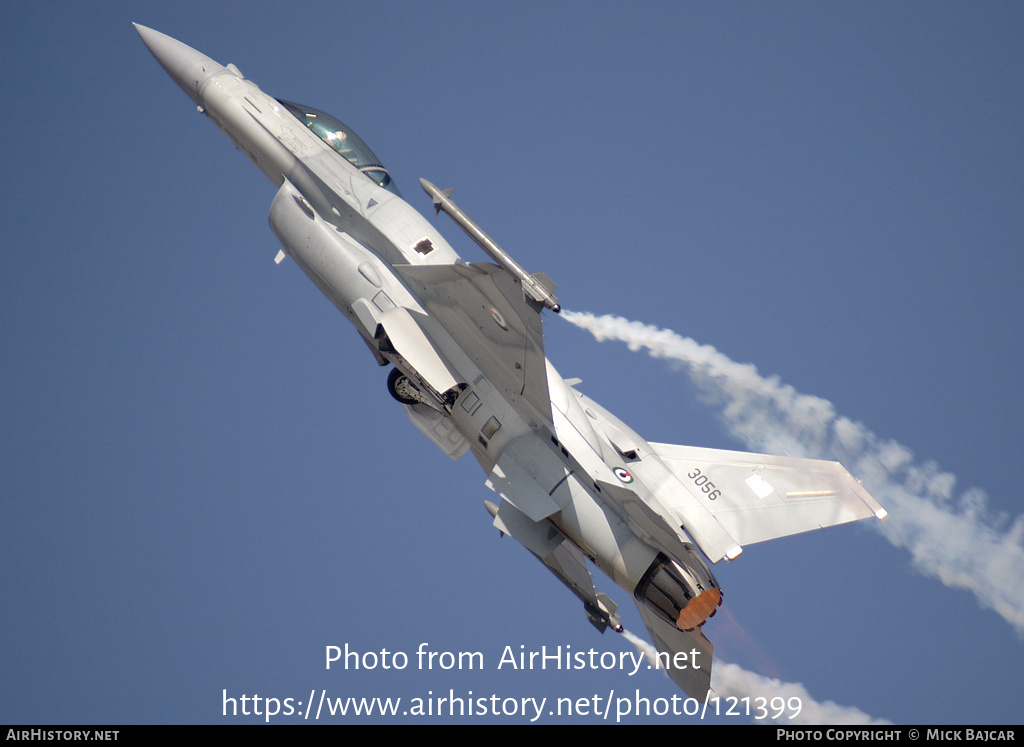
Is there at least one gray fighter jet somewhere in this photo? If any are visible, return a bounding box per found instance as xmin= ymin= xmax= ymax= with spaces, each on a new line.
xmin=136 ymin=24 xmax=886 ymax=700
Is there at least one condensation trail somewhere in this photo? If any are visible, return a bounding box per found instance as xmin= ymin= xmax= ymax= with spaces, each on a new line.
xmin=620 ymin=629 xmax=890 ymax=724
xmin=710 ymin=662 xmax=891 ymax=725
xmin=563 ymin=311 xmax=1024 ymax=637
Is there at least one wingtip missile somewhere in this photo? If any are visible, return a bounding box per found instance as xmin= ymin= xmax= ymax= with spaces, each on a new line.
xmin=419 ymin=179 xmax=561 ymax=312
xmin=420 ymin=178 xmax=453 ymax=215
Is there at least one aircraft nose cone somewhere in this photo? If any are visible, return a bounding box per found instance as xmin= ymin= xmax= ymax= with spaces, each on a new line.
xmin=134 ymin=23 xmax=226 ymax=106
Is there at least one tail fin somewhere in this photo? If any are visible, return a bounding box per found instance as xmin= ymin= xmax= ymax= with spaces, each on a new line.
xmin=650 ymin=442 xmax=886 ymax=550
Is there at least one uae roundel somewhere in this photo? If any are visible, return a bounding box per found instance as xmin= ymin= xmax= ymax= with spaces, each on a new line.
xmin=613 ymin=467 xmax=634 ymax=484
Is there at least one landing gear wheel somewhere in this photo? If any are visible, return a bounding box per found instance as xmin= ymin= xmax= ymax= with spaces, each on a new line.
xmin=387 ymin=367 xmax=420 ymax=405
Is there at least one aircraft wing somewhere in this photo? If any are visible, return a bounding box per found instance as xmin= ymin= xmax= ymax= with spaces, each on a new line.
xmin=396 ymin=262 xmax=552 ymax=427
xmin=650 ymin=443 xmax=886 ymax=551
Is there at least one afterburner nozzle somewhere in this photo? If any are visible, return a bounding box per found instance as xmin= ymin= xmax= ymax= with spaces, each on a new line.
xmin=676 ymin=588 xmax=722 ymax=631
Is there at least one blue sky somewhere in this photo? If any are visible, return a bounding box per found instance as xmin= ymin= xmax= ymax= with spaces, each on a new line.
xmin=2 ymin=1 xmax=1022 ymax=724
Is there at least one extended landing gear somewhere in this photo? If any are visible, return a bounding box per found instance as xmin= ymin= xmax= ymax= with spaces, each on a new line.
xmin=387 ymin=367 xmax=421 ymax=405
xmin=387 ymin=367 xmax=465 ymax=410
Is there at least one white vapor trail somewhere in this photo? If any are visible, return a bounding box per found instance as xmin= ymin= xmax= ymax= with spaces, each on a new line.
xmin=563 ymin=311 xmax=1024 ymax=637
xmin=621 ymin=629 xmax=662 ymax=669
xmin=710 ymin=662 xmax=891 ymax=725
xmin=621 ymin=629 xmax=889 ymax=723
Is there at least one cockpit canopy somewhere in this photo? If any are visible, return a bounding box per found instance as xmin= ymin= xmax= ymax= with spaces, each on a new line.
xmin=279 ymin=100 xmax=398 ymax=194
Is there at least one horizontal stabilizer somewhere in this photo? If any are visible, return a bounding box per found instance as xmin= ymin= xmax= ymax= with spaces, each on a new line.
xmin=650 ymin=443 xmax=886 ymax=550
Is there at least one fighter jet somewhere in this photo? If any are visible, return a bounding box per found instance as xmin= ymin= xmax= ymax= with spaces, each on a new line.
xmin=136 ymin=24 xmax=886 ymax=700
